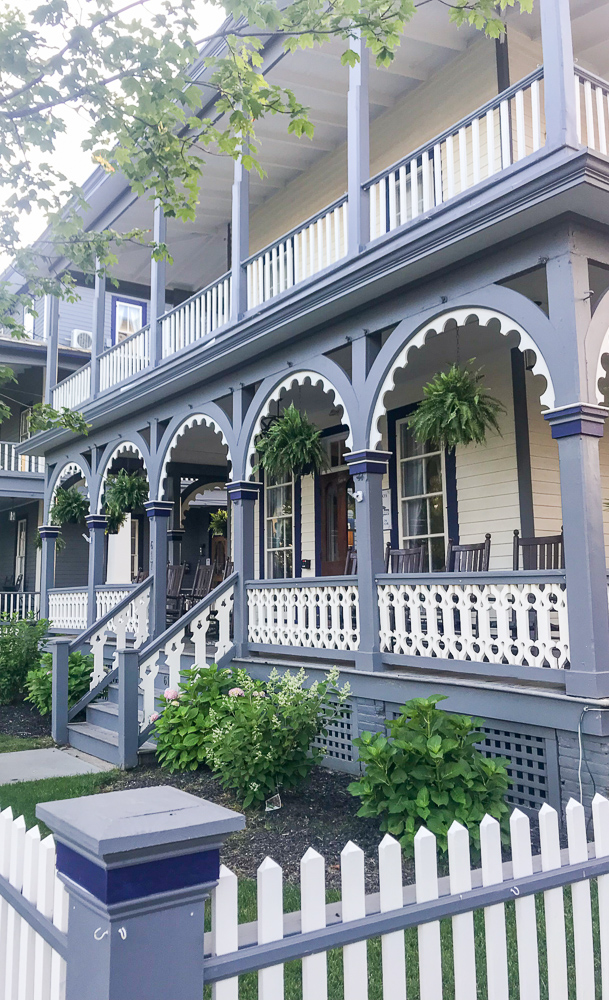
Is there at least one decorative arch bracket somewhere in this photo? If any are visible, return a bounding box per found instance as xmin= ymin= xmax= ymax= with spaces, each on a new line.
xmin=159 ymin=414 xmax=231 ymax=497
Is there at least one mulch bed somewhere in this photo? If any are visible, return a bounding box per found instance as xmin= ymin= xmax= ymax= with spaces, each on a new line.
xmin=0 ymin=702 xmax=52 ymax=739
xmin=107 ymin=760 xmax=410 ymax=892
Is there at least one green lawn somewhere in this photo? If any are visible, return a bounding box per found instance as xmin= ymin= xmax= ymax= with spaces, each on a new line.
xmin=0 ymin=770 xmax=120 ymax=833
xmin=0 ymin=734 xmax=54 ymax=754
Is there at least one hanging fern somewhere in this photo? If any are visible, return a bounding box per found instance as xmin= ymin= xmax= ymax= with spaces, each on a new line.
xmin=49 ymin=486 xmax=89 ymax=525
xmin=103 ymin=470 xmax=149 ymax=534
xmin=408 ymin=364 xmax=505 ymax=450
xmin=209 ymin=509 xmax=227 ymax=537
xmin=256 ymin=403 xmax=327 ymax=481
xmin=35 ymin=532 xmax=66 ymax=553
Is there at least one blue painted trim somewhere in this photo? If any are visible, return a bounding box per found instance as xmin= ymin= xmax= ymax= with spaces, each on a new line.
xmin=39 ymin=525 xmax=61 ymax=539
xmin=544 ymin=403 xmax=609 ymax=439
xmin=344 ymin=450 xmax=391 ymax=476
xmin=226 ymin=481 xmax=261 ymax=501
xmin=144 ymin=500 xmax=173 ymax=518
xmin=55 ymin=842 xmax=219 ymax=905
xmin=294 ymin=477 xmax=302 ymax=578
xmin=110 ymin=295 xmax=148 ymax=347
xmin=549 ymin=418 xmax=604 ymax=439
xmin=85 ymin=514 xmax=108 ymax=530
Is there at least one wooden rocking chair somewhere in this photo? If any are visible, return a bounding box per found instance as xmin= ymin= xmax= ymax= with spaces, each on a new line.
xmin=446 ymin=534 xmax=491 ymax=573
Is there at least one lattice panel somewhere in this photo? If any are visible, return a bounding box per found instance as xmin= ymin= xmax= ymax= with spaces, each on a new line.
xmin=476 ymin=726 xmax=549 ymax=812
xmin=312 ymin=702 xmax=355 ymax=764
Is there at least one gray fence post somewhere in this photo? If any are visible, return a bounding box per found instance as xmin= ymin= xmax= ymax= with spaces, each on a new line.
xmin=117 ymin=648 xmax=139 ymax=770
xmin=51 ymin=637 xmax=71 ymax=745
xmin=37 ymin=786 xmax=245 ymax=1000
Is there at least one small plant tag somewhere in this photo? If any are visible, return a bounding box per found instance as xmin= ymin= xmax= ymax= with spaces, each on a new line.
xmin=265 ymin=793 xmax=282 ymax=812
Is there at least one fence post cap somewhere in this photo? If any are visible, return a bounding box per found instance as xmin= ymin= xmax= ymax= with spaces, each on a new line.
xmin=37 ymin=786 xmax=245 ymax=905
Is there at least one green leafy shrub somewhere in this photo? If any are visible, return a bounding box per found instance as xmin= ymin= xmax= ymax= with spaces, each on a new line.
xmin=408 ymin=364 xmax=505 ymax=450
xmin=256 ymin=403 xmax=327 ymax=480
xmin=0 ymin=615 xmax=50 ymax=704
xmin=25 ymin=651 xmax=94 ymax=716
xmin=209 ymin=509 xmax=227 ymax=536
xmin=205 ymin=667 xmax=350 ymax=808
xmin=153 ymin=664 xmax=241 ymax=772
xmin=349 ymin=695 xmax=510 ymax=854
xmin=50 ymin=485 xmax=89 ymax=525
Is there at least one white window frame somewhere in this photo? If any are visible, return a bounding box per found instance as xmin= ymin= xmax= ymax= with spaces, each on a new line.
xmin=15 ymin=518 xmax=27 ymax=589
xmin=396 ymin=417 xmax=448 ymax=571
xmin=265 ymin=475 xmax=294 ymax=579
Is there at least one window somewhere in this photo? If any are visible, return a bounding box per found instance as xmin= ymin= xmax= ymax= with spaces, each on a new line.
xmin=112 ymin=298 xmax=146 ymax=343
xmin=19 ymin=408 xmax=31 ymax=443
xmin=323 ymin=432 xmax=349 ymax=469
xmin=397 ymin=419 xmax=447 ymax=571
xmin=15 ymin=519 xmax=26 ymax=589
xmin=265 ymin=474 xmax=293 ymax=578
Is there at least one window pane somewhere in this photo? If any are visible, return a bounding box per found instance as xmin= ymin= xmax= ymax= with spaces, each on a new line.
xmin=425 ymin=454 xmax=442 ymax=494
xmin=401 ymin=459 xmax=424 ymax=498
xmin=270 ymin=550 xmax=285 ymax=578
xmin=267 ymin=485 xmax=292 ymax=517
xmin=403 ymin=498 xmax=428 ymax=538
xmin=429 ymin=495 xmax=444 ymax=534
xmin=400 ymin=422 xmax=426 ymax=459
xmin=116 ymin=302 xmax=143 ymax=339
xmin=285 ymin=549 xmax=293 ymax=577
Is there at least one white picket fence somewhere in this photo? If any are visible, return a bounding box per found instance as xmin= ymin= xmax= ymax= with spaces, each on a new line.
xmin=0 ymin=807 xmax=68 ymax=1000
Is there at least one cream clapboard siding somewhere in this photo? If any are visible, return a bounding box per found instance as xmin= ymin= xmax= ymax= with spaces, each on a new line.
xmin=454 ymin=344 xmax=520 ymax=570
xmin=249 ymin=36 xmax=497 ymax=255
xmin=300 ymin=474 xmax=316 ymax=577
xmin=253 ymin=496 xmax=260 ymax=579
xmin=507 ymin=26 xmax=543 ymax=83
xmin=526 ymin=370 xmax=562 ymax=539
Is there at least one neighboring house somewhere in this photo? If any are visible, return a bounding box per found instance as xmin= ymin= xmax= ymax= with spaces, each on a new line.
xmin=14 ymin=0 xmax=609 ymax=806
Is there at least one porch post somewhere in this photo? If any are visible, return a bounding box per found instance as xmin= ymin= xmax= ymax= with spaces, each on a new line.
xmin=149 ymin=200 xmax=167 ymax=367
xmin=167 ymin=529 xmax=185 ymax=566
xmin=144 ymin=500 xmax=173 ymax=638
xmin=85 ymin=514 xmax=108 ymax=626
xmin=90 ymin=264 xmax=106 ymax=398
xmin=226 ymin=481 xmax=259 ymax=656
xmin=43 ymin=295 xmax=60 ymax=405
xmin=344 ymin=450 xmax=391 ymax=671
xmin=230 ymin=150 xmax=249 ymax=322
xmin=539 ymin=0 xmax=578 ymax=149
xmin=37 ymin=787 xmax=244 ymax=1000
xmin=347 ymin=31 xmax=370 ymax=255
xmin=39 ymin=524 xmax=61 ymax=620
xmin=544 ymin=404 xmax=609 ymax=698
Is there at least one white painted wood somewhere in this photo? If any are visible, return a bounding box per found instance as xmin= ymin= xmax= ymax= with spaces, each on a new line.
xmin=398 ymin=164 xmax=407 ymax=223
xmin=510 ymin=809 xmax=539 ymax=1000
xmin=448 ymin=821 xmax=476 ymax=999
xmin=472 ymin=117 xmax=481 ymax=185
xmin=515 ymin=88 xmax=526 ymax=160
xmin=49 ymin=877 xmax=68 ymax=1000
xmin=257 ymin=857 xmax=284 ymax=1000
xmin=433 ymin=142 xmax=443 ymax=204
xmin=566 ymin=798 xmax=596 ymax=999
xmin=458 ymin=127 xmax=468 ymax=193
xmin=388 ymin=172 xmax=397 ymax=231
xmin=584 ymin=79 xmax=596 ymax=150
xmin=500 ymin=100 xmax=511 ymax=168
xmin=0 ymin=807 xmax=14 ymax=1000
xmin=301 ymin=848 xmax=327 ymax=1000
xmin=486 ymin=109 xmax=496 ymax=176
xmin=575 ymin=76 xmax=583 ymax=143
xmin=538 ymin=805 xmax=568 ymax=1000
xmin=592 ymin=793 xmax=609 ymax=1000
xmin=5 ymin=816 xmax=26 ymax=1000
xmin=410 ymin=158 xmax=419 ymax=218
xmin=51 ymin=364 xmax=91 ymax=410
xmin=531 ymin=80 xmax=541 ymax=151
xmin=212 ymin=865 xmax=238 ymax=1000
xmin=480 ymin=814 xmax=509 ymax=1000
xmin=445 ymin=134 xmax=455 ymax=200
xmin=18 ymin=826 xmax=40 ymax=1000
xmin=33 ymin=837 xmax=55 ymax=1000
xmin=248 ymin=583 xmax=359 ymax=650
xmin=341 ymin=841 xmax=368 ymax=1000
xmin=414 ymin=827 xmax=442 ymax=1000
xmin=378 ymin=835 xmax=406 ymax=1000
xmin=421 ymin=150 xmax=432 ymax=210
xmin=596 ymin=86 xmax=608 ymax=155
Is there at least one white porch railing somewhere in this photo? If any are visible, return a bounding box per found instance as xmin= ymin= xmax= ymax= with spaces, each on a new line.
xmin=575 ymin=67 xmax=609 ymax=154
xmin=0 ymin=592 xmax=39 ymax=617
xmin=0 ymin=442 xmax=44 ymax=474
xmin=95 ymin=585 xmax=137 ymax=621
xmin=99 ymin=326 xmax=150 ymax=391
xmin=161 ymin=274 xmax=231 ymax=358
xmin=48 ymin=588 xmax=89 ymax=630
xmin=246 ymin=196 xmax=348 ymax=309
xmin=366 ymin=67 xmax=544 ymax=240
xmin=247 ymin=578 xmax=360 ymax=651
xmin=51 ymin=363 xmax=91 ymax=410
xmin=377 ymin=571 xmax=569 ymax=669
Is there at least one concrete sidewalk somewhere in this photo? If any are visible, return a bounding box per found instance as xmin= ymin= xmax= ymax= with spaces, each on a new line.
xmin=0 ymin=747 xmax=114 ymax=785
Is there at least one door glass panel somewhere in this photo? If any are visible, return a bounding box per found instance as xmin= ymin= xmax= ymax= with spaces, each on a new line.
xmin=429 ymin=495 xmax=444 ymax=534
xmin=399 ymin=422 xmax=427 ymax=459
xmin=266 ymin=477 xmax=293 ymax=579
xmin=401 ymin=458 xmax=424 ymax=498
xmin=398 ymin=418 xmax=447 ymax=570
xmin=403 ymin=498 xmax=428 ymax=537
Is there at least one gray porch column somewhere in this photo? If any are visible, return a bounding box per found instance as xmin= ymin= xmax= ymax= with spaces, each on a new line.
xmin=39 ymin=524 xmax=61 ymax=620
xmin=149 ymin=201 xmax=167 ymax=367
xmin=230 ymin=151 xmax=249 ymax=322
xmin=539 ymin=0 xmax=578 ymax=149
xmin=347 ymin=31 xmax=370 ymax=255
xmin=226 ymin=480 xmax=259 ymax=656
xmin=167 ymin=528 xmax=185 ymax=566
xmin=90 ymin=264 xmax=106 ymax=398
xmin=51 ymin=637 xmax=71 ymax=745
xmin=344 ymin=450 xmax=391 ymax=671
xmin=144 ymin=500 xmax=173 ymax=638
xmin=544 ymin=404 xmax=609 ymax=698
xmin=43 ymin=295 xmax=60 ymax=405
xmin=85 ymin=514 xmax=108 ymax=626
xmin=37 ymin=786 xmax=244 ymax=1000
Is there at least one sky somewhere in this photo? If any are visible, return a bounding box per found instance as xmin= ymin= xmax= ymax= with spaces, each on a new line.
xmin=15 ymin=0 xmax=227 ymax=251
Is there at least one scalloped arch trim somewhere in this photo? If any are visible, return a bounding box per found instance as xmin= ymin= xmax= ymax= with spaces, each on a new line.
xmin=369 ymin=307 xmax=556 ymax=449
xmin=96 ymin=443 xmax=147 ymax=513
xmin=159 ymin=414 xmax=231 ymax=494
xmin=51 ymin=462 xmax=89 ymax=502
xmin=247 ymin=371 xmax=353 ymax=476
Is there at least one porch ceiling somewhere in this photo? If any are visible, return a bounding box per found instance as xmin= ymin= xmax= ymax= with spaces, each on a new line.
xmin=505 ymin=0 xmax=609 ymax=80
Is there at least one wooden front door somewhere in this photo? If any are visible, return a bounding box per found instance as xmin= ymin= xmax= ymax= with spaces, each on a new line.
xmin=320 ymin=471 xmax=349 ymax=576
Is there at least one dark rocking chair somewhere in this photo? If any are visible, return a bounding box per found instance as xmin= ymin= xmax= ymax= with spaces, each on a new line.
xmin=384 ymin=542 xmax=425 ymax=573
xmin=446 ymin=534 xmax=491 ymax=573
xmin=182 ymin=561 xmax=214 ymax=612
xmin=344 ymin=546 xmax=358 ymax=575
xmin=513 ymin=528 xmax=564 ymax=570
xmin=166 ymin=563 xmax=186 ymax=623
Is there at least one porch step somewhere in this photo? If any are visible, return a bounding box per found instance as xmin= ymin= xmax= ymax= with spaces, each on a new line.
xmin=106 ymin=682 xmax=144 ymax=710
xmin=67 ymin=722 xmax=156 ymax=767
xmin=85 ymin=700 xmax=144 ymax=733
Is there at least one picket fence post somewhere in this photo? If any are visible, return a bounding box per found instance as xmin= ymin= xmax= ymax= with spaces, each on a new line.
xmin=36 ymin=786 xmax=244 ymax=1000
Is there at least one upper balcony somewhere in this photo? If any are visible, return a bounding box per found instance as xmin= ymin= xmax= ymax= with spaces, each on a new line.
xmin=20 ymin=1 xmax=609 ymax=432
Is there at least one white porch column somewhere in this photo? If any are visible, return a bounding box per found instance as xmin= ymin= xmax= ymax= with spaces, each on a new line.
xmin=539 ymin=0 xmax=578 ymax=149
xmin=43 ymin=295 xmax=60 ymax=405
xmin=149 ymin=201 xmax=167 ymax=366
xmin=230 ymin=151 xmax=250 ymax=322
xmin=347 ymin=32 xmax=370 ymax=255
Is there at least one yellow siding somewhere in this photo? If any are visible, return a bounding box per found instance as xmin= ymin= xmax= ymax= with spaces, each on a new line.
xmin=507 ymin=26 xmax=542 ymax=82
xmin=300 ymin=474 xmax=316 ymax=576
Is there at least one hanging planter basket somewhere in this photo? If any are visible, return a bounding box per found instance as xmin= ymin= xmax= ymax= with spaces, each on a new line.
xmin=103 ymin=470 xmax=149 ymax=534
xmin=209 ymin=509 xmax=228 ymax=537
xmin=49 ymin=486 xmax=90 ymax=525
xmin=408 ymin=363 xmax=505 ymax=450
xmin=256 ymin=403 xmax=327 ymax=480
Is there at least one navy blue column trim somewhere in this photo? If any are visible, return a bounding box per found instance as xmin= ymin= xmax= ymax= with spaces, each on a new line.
xmin=545 ymin=403 xmax=608 ymax=439
xmin=39 ymin=525 xmax=62 ymax=539
xmin=344 ymin=450 xmax=392 ymax=476
xmin=225 ymin=481 xmax=262 ymax=502
xmin=144 ymin=500 xmax=173 ymax=518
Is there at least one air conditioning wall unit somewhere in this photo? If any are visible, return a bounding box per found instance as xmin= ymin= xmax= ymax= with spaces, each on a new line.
xmin=71 ymin=329 xmax=92 ymax=351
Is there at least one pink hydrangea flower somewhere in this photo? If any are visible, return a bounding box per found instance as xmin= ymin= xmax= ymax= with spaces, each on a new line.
xmin=171 ymin=700 xmax=180 ymax=707
xmin=164 ymin=688 xmax=179 ymax=701
xmin=150 ymin=712 xmax=160 ymax=724
xmin=228 ymin=687 xmax=245 ymax=697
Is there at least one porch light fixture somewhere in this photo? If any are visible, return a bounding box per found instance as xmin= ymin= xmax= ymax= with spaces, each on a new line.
xmin=8 ymin=510 xmax=15 ymax=521
xmin=523 ymin=349 xmax=536 ymax=371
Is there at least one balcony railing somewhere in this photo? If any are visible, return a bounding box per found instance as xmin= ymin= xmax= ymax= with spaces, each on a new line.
xmin=247 ymin=577 xmax=360 ymax=651
xmin=0 ymin=592 xmax=39 ymax=618
xmin=48 ymin=587 xmax=88 ymax=630
xmin=0 ymin=442 xmax=44 ymax=474
xmin=51 ymin=363 xmax=91 ymax=411
xmin=575 ymin=67 xmax=609 ymax=154
xmin=99 ymin=326 xmax=150 ymax=391
xmin=161 ymin=274 xmax=231 ymax=358
xmin=365 ymin=67 xmax=545 ymax=240
xmin=246 ymin=196 xmax=348 ymax=310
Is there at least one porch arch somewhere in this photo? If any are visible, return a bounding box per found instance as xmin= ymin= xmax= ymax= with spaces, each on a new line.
xmin=48 ymin=460 xmax=90 ymax=514
xmin=367 ymin=306 xmax=556 ymax=449
xmin=243 ymin=369 xmax=355 ymax=478
xmin=95 ymin=440 xmax=150 ymax=513
xmin=157 ymin=412 xmax=233 ymax=498
xmin=588 ymin=288 xmax=609 ymax=404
